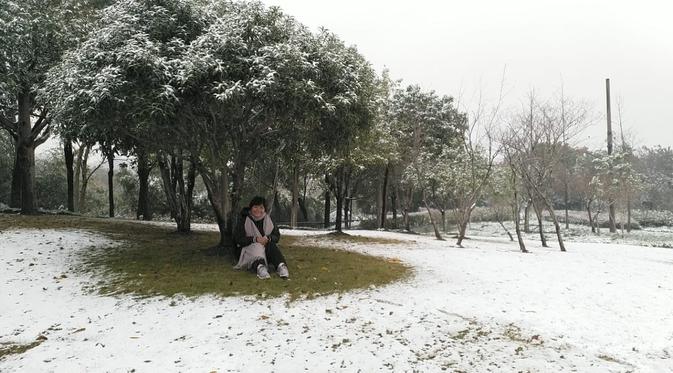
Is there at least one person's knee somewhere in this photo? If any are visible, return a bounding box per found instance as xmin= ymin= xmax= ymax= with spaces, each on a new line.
xmin=267 ymin=241 xmax=280 ymax=251
xmin=250 ymin=242 xmax=265 ymax=250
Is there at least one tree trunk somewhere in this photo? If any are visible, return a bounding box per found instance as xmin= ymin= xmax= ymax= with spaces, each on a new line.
xmin=586 ymin=202 xmax=595 ymax=233
xmin=301 ymin=173 xmax=309 ymax=221
xmin=201 ymin=168 xmax=231 ymax=251
xmin=456 ymin=219 xmax=469 ymax=246
xmin=380 ymin=161 xmax=390 ymax=228
xmin=376 ymin=175 xmax=383 ymax=228
xmin=73 ymin=145 xmax=82 ymax=212
xmin=7 ymin=88 xmax=51 ymax=214
xmin=106 ymin=146 xmax=115 ymax=218
xmin=391 ymin=187 xmax=398 ymax=229
xmin=335 ymin=167 xmax=344 ymax=232
xmin=298 ymin=197 xmax=308 ymax=223
xmin=349 ymin=186 xmax=357 ymax=229
xmin=523 ymin=199 xmax=531 ymax=233
xmin=17 ymin=141 xmax=36 ymax=214
xmin=547 ymin=206 xmax=567 ymax=252
xmin=136 ymin=150 xmax=152 ymax=220
xmin=343 ymin=168 xmax=351 ymax=229
xmin=497 ymin=214 xmax=514 ymax=241
xmin=608 ymin=206 xmax=617 ymax=232
xmin=456 ymin=204 xmax=477 ymax=247
xmin=324 ymin=188 xmax=331 ymax=229
xmin=268 ymin=160 xmax=280 ymax=217
xmin=16 ymin=91 xmax=36 ymax=214
xmin=64 ymin=139 xmax=75 ymax=212
xmin=425 ymin=205 xmax=443 ymax=240
xmin=440 ymin=209 xmax=446 ymax=233
xmin=181 ymin=160 xmax=197 ymax=233
xmin=608 ymin=200 xmax=617 ymax=233
xmin=532 ymin=199 xmax=548 ymax=247
xmin=564 ymin=179 xmax=570 ymax=229
xmin=290 ymin=164 xmax=299 ymax=228
xmin=273 ymin=191 xmax=281 ymax=220
xmin=228 ymin=155 xmax=247 ymax=237
xmin=423 ymin=191 xmax=443 ymax=240
xmin=78 ymin=146 xmax=91 ymax=213
xmin=525 ymin=175 xmax=566 ymax=252
xmin=158 ymin=153 xmax=196 ymax=233
xmin=627 ymin=194 xmax=632 ymax=233
xmin=348 ymin=191 xmax=355 ymax=228
xmin=512 ymin=188 xmax=528 ymax=253
xmin=10 ymin=148 xmax=22 ymax=208
xmin=402 ymin=186 xmax=412 ymax=231
xmin=222 ymin=171 xmax=232 ymax=245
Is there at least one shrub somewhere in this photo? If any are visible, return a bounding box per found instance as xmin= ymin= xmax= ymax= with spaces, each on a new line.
xmin=632 ymin=209 xmax=673 ymax=227
xmin=35 ymin=149 xmax=68 ymax=210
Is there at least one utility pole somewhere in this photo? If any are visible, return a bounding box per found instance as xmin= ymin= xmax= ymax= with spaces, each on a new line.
xmin=606 ymin=78 xmax=617 ymax=233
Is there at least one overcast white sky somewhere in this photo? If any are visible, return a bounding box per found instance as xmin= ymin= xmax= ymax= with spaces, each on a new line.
xmin=262 ymin=0 xmax=673 ymax=149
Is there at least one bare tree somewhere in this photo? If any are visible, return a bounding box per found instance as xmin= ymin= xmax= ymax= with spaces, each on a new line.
xmin=485 ymin=166 xmax=515 ymax=242
xmin=616 ymin=98 xmax=640 ymax=233
xmin=444 ymin=84 xmax=502 ymax=247
xmin=500 ymin=140 xmax=529 ymax=253
xmin=572 ymin=150 xmax=601 ymax=233
xmin=73 ymin=142 xmax=104 ymax=213
xmin=502 ymin=91 xmax=590 ymax=252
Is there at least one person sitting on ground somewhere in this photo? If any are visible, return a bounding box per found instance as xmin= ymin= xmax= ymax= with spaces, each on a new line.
xmin=233 ymin=196 xmax=289 ymax=280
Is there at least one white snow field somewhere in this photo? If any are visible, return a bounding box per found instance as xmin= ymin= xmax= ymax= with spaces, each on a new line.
xmin=1 ymin=227 xmax=672 ymax=372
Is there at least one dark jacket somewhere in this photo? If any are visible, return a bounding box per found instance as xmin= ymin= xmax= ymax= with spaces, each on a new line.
xmin=234 ymin=207 xmax=280 ymax=248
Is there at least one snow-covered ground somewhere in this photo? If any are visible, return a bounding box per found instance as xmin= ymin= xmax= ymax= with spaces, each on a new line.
xmin=1 ymin=227 xmax=672 ymax=372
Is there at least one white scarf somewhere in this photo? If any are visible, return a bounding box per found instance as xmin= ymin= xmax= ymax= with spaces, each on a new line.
xmin=244 ymin=213 xmax=274 ymax=238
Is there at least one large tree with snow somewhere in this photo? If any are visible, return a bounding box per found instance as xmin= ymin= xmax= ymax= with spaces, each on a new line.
xmin=388 ymin=84 xmax=465 ymax=239
xmin=180 ymin=2 xmax=377 ymax=243
xmin=43 ymin=0 xmax=206 ymax=227
xmin=436 ymin=85 xmax=503 ymax=247
xmin=0 ymin=0 xmax=109 ymax=213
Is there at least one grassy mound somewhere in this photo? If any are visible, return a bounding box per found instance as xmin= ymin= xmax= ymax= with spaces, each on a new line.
xmin=0 ymin=340 xmax=44 ymax=360
xmin=0 ymin=214 xmax=411 ymax=300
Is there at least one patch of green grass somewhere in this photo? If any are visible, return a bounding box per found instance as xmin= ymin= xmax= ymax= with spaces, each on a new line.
xmin=597 ymin=354 xmax=620 ymax=363
xmin=503 ymin=323 xmax=544 ymax=347
xmin=503 ymin=323 xmax=525 ymax=343
xmin=596 ymin=353 xmax=634 ymax=368
xmin=0 ymin=340 xmax=43 ymax=359
xmin=449 ymin=325 xmax=492 ymax=342
xmin=0 ymin=214 xmax=411 ymax=300
xmin=451 ymin=329 xmax=471 ymax=340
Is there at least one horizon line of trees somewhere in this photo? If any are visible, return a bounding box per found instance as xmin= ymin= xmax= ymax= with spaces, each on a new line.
xmin=2 ymin=0 xmax=672 ymax=255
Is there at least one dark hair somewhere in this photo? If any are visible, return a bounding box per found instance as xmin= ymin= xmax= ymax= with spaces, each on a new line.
xmin=248 ymin=196 xmax=267 ymax=209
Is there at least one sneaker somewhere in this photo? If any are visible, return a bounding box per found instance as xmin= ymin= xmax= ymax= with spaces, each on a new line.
xmin=256 ymin=264 xmax=270 ymax=279
xmin=277 ymin=263 xmax=289 ymax=279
